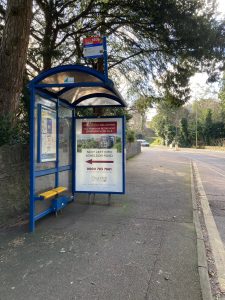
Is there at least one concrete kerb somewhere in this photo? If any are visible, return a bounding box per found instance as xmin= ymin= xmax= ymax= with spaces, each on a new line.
xmin=191 ymin=161 xmax=225 ymax=299
xmin=190 ymin=161 xmax=213 ymax=300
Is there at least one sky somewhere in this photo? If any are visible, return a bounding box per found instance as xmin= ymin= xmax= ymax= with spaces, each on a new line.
xmin=189 ymin=0 xmax=225 ymax=101
xmin=217 ymin=0 xmax=225 ymax=17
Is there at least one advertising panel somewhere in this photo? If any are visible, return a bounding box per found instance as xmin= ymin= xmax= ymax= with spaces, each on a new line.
xmin=75 ymin=117 xmax=125 ymax=193
xmin=38 ymin=105 xmax=57 ymax=162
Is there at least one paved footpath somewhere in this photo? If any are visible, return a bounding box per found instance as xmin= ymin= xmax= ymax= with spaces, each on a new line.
xmin=0 ymin=149 xmax=202 ymax=300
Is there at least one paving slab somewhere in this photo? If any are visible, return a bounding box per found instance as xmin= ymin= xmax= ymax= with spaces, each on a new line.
xmin=0 ymin=149 xmax=201 ymax=300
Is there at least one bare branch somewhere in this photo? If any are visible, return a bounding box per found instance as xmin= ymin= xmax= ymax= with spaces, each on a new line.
xmin=30 ymin=32 xmax=43 ymax=42
xmin=109 ymin=50 xmax=144 ymax=69
xmin=57 ymin=0 xmax=95 ymax=30
xmin=0 ymin=4 xmax=5 ymax=17
xmin=27 ymin=60 xmax=41 ymax=74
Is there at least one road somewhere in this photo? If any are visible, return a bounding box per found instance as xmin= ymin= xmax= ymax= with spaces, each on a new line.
xmin=173 ymin=148 xmax=225 ymax=245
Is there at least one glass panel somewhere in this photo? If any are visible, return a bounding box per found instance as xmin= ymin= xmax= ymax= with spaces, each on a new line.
xmin=35 ymin=174 xmax=55 ymax=195
xmin=60 ymin=87 xmax=114 ymax=103
xmin=76 ymin=97 xmax=121 ymax=106
xmin=35 ymin=174 xmax=55 ymax=215
xmin=59 ymin=106 xmax=72 ymax=166
xmin=35 ymin=95 xmax=56 ymax=171
xmin=45 ymin=87 xmax=64 ymax=93
xmin=59 ymin=171 xmax=72 ymax=194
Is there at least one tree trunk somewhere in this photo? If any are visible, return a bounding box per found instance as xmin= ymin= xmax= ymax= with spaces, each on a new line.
xmin=0 ymin=0 xmax=32 ymax=120
xmin=42 ymin=2 xmax=54 ymax=71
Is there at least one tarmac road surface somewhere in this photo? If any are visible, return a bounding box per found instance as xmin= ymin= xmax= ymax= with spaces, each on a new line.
xmin=176 ymin=148 xmax=225 ymax=246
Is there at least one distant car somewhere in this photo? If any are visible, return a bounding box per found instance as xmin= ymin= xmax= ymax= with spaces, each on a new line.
xmin=137 ymin=139 xmax=150 ymax=147
xmin=141 ymin=141 xmax=149 ymax=147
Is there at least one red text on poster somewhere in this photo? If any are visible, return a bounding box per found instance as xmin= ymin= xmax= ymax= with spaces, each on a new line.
xmin=82 ymin=122 xmax=117 ymax=134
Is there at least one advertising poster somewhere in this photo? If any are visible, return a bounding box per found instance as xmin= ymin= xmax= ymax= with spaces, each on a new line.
xmin=75 ymin=117 xmax=125 ymax=193
xmin=39 ymin=105 xmax=57 ymax=162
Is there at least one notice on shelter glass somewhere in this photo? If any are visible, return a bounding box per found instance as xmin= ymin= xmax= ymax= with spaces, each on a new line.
xmin=40 ymin=106 xmax=56 ymax=162
xmin=75 ymin=118 xmax=124 ymax=193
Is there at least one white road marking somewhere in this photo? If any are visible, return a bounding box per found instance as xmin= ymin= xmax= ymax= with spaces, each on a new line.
xmin=181 ymin=153 xmax=225 ymax=178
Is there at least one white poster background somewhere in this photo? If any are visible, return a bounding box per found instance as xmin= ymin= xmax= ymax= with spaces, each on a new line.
xmin=40 ymin=107 xmax=56 ymax=162
xmin=75 ymin=118 xmax=124 ymax=193
xmin=83 ymin=45 xmax=104 ymax=58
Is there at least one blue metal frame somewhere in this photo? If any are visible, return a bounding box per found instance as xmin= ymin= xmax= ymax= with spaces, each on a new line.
xmin=55 ymin=99 xmax=59 ymax=187
xmin=37 ymin=104 xmax=42 ymax=162
xmin=35 ymin=165 xmax=72 ymax=177
xmin=103 ymin=37 xmax=108 ymax=82
xmin=29 ymin=85 xmax=35 ymax=232
xmin=72 ymin=109 xmax=76 ymax=196
xmin=36 ymin=82 xmax=108 ymax=89
xmin=74 ymin=115 xmax=126 ymax=195
xmin=122 ymin=116 xmax=126 ymax=194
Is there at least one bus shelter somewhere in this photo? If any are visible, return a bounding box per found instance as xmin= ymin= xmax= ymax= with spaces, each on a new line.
xmin=28 ymin=64 xmax=126 ymax=232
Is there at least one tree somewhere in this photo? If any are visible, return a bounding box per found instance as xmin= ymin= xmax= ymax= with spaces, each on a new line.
xmin=219 ymin=73 xmax=225 ymax=120
xmin=28 ymin=0 xmax=225 ymax=105
xmin=150 ymin=111 xmax=176 ymax=146
xmin=150 ymin=102 xmax=189 ymax=146
xmin=203 ymin=109 xmax=213 ymax=145
xmin=131 ymin=97 xmax=152 ymax=133
xmin=150 ymin=97 xmax=225 ymax=148
xmin=0 ymin=0 xmax=33 ymax=121
xmin=179 ymin=118 xmax=190 ymax=147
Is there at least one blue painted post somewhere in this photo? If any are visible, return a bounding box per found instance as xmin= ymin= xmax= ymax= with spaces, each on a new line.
xmin=72 ymin=109 xmax=76 ymax=197
xmin=122 ymin=116 xmax=126 ymax=194
xmin=103 ymin=36 xmax=108 ymax=82
xmin=29 ymin=86 xmax=35 ymax=232
xmin=55 ymin=99 xmax=59 ymax=187
xmin=37 ymin=104 xmax=42 ymax=162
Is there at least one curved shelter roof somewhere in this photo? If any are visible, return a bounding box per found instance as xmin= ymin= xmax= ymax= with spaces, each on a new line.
xmin=29 ymin=64 xmax=127 ymax=107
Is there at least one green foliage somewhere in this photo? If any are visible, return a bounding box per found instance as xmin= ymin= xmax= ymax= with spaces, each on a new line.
xmin=0 ymin=116 xmax=14 ymax=146
xmin=149 ymin=97 xmax=225 ymax=147
xmin=126 ymin=130 xmax=135 ymax=143
xmin=131 ymin=97 xmax=153 ymax=133
xmin=178 ymin=118 xmax=190 ymax=147
xmin=0 ymin=115 xmax=28 ymax=146
xmin=150 ymin=137 xmax=163 ymax=146
xmin=133 ymin=97 xmax=152 ymax=115
xmin=136 ymin=133 xmax=144 ymax=139
xmin=150 ymin=102 xmax=187 ymax=145
xmin=75 ymin=107 xmax=132 ymax=121
xmin=203 ymin=109 xmax=213 ymax=145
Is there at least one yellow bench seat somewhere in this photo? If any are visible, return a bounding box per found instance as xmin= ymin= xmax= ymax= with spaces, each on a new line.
xmin=39 ymin=186 xmax=67 ymax=200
